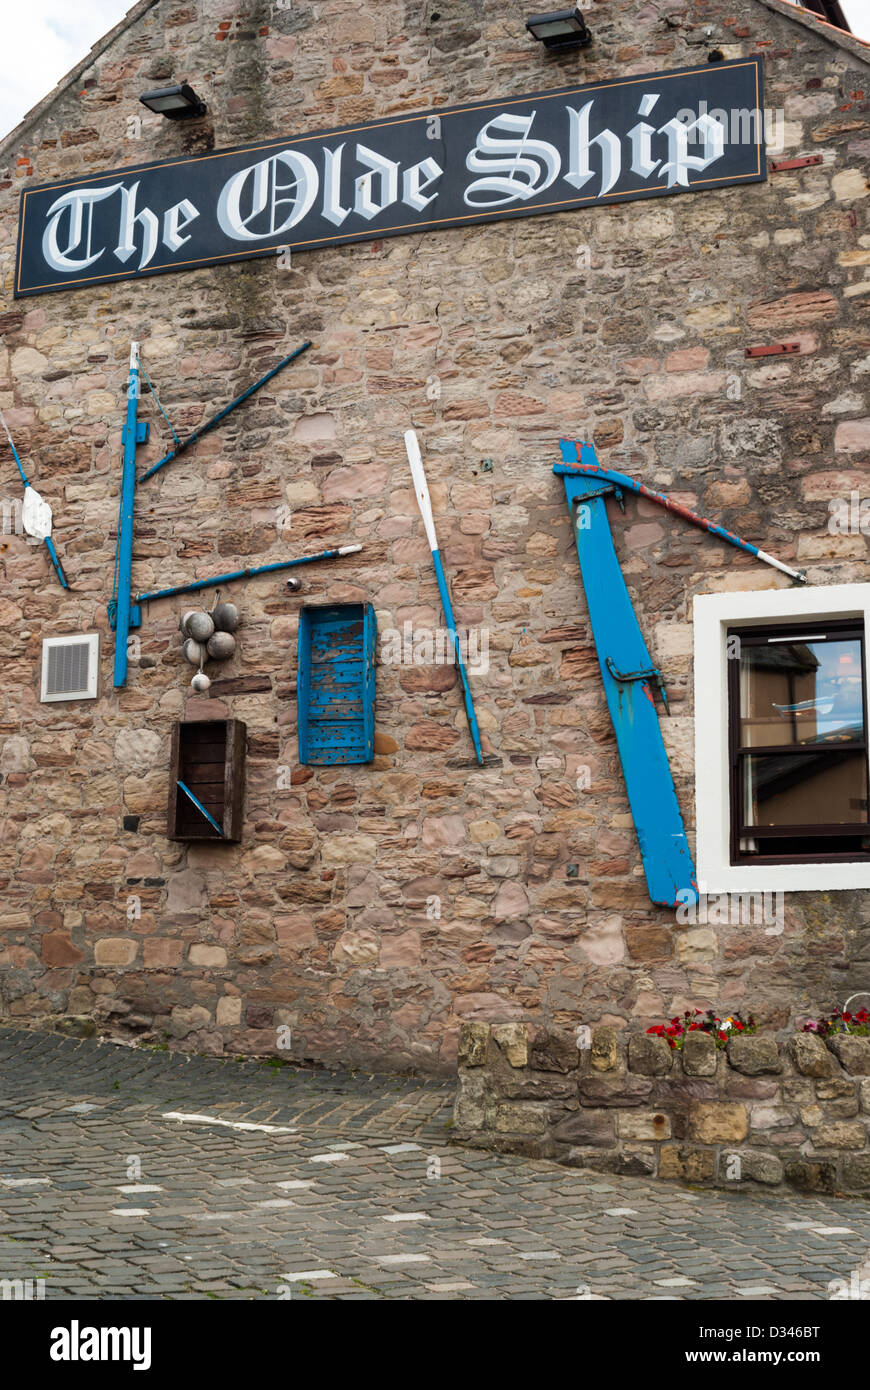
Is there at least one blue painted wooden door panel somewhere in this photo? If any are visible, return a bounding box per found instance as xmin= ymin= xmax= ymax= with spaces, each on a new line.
xmin=556 ymin=440 xmax=698 ymax=908
xmin=298 ymin=603 xmax=376 ymax=765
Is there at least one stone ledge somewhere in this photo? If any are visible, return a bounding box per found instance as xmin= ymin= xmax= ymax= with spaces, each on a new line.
xmin=453 ymin=1022 xmax=870 ymax=1195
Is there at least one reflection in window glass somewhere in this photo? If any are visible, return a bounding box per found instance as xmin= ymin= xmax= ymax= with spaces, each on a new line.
xmin=743 ymin=749 xmax=868 ymax=827
xmin=738 ymin=638 xmax=864 ymax=749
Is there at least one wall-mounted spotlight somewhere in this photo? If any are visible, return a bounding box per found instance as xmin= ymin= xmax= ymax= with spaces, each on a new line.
xmin=139 ymin=83 xmax=207 ymax=120
xmin=525 ymin=7 xmax=592 ymax=51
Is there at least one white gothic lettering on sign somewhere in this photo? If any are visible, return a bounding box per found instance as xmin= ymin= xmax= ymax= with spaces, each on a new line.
xmin=16 ymin=59 xmax=765 ymax=297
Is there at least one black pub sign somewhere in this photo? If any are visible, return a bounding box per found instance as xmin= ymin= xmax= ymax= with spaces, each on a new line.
xmin=14 ymin=57 xmax=765 ymax=298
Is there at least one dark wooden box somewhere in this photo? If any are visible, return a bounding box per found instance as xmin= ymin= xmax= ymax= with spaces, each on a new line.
xmin=167 ymin=719 xmax=246 ymax=842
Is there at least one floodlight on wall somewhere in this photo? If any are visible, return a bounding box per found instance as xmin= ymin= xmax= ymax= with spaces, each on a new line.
xmin=525 ymin=7 xmax=592 ymax=50
xmin=139 ymin=83 xmax=207 ymax=120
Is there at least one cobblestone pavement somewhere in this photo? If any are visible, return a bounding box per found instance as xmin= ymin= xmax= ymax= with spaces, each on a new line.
xmin=1 ymin=1027 xmax=869 ymax=1301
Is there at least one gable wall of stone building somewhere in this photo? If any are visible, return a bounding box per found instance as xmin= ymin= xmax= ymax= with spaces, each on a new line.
xmin=0 ymin=0 xmax=868 ymax=1071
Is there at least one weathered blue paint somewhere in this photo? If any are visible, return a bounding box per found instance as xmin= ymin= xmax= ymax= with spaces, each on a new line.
xmin=135 ymin=545 xmax=362 ymax=604
xmin=177 ymin=779 xmax=225 ymax=837
xmin=431 ymin=548 xmax=484 ymax=767
xmin=297 ymin=603 xmax=376 ymax=765
xmin=0 ymin=405 xmax=69 ymax=589
xmin=139 ymin=341 xmax=312 ymax=482
xmin=112 ymin=345 xmax=149 ymax=689
xmin=556 ymin=439 xmax=698 ymax=908
xmin=555 ymin=442 xmax=805 ymax=583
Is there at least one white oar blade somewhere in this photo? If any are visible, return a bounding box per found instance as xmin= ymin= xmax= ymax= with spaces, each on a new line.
xmin=756 ymin=548 xmax=806 ymax=583
xmin=404 ymin=429 xmax=439 ymax=552
xmin=22 ymin=485 xmax=52 ymax=540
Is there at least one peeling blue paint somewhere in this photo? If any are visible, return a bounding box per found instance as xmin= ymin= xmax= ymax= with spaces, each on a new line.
xmin=556 ymin=440 xmax=698 ymax=908
xmin=298 ymin=603 xmax=376 ymax=766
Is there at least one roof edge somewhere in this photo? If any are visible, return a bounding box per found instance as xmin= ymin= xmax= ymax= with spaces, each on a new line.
xmin=0 ymin=0 xmax=161 ymax=162
xmin=753 ymin=0 xmax=870 ymax=66
xmin=1 ymin=0 xmax=867 ymax=165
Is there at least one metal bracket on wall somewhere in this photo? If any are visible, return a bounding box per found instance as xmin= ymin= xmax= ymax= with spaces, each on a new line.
xmin=605 ymin=656 xmax=670 ymax=714
xmin=769 ymin=155 xmax=823 ymax=171
xmin=745 ymin=342 xmax=801 ymax=358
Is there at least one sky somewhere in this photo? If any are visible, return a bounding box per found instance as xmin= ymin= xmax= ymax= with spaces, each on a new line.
xmin=0 ymin=1 xmax=133 ymax=143
xmin=0 ymin=0 xmax=868 ymax=144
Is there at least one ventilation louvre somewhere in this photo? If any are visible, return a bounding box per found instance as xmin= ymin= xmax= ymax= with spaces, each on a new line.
xmin=40 ymin=634 xmax=99 ymax=702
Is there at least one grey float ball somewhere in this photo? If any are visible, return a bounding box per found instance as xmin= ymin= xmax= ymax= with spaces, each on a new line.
xmin=212 ymin=602 xmax=240 ymax=633
xmin=185 ymin=610 xmax=215 ymax=642
xmin=206 ymin=631 xmax=236 ymax=661
xmin=190 ymin=671 xmax=211 ymax=692
xmin=182 ymin=637 xmax=207 ymax=666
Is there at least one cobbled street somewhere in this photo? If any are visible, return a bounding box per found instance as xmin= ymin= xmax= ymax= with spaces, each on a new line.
xmin=1 ymin=1027 xmax=869 ymax=1301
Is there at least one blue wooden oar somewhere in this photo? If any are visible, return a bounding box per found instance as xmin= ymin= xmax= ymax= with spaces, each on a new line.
xmin=405 ymin=429 xmax=485 ymax=766
xmin=139 ymin=341 xmax=312 ymax=482
xmin=556 ymin=442 xmax=806 ymax=583
xmin=135 ymin=545 xmax=362 ymax=604
xmin=0 ymin=403 xmax=69 ymax=589
xmin=556 ymin=439 xmax=697 ymax=908
xmin=177 ymin=779 xmax=224 ymax=836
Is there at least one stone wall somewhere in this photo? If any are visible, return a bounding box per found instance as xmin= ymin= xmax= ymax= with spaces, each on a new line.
xmin=0 ymin=0 xmax=868 ymax=1073
xmin=454 ymin=1021 xmax=870 ymax=1193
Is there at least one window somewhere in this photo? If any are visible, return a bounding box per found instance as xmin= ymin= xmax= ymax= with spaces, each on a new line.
xmin=40 ymin=634 xmax=99 ymax=702
xmin=727 ymin=620 xmax=869 ymax=864
xmin=693 ymin=583 xmax=870 ymax=892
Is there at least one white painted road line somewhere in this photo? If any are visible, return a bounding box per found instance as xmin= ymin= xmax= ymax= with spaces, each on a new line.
xmin=161 ymin=1111 xmax=297 ymax=1134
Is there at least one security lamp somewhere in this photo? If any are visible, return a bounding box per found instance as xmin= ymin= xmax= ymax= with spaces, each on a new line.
xmin=139 ymin=83 xmax=207 ymax=120
xmin=525 ymin=7 xmax=592 ymax=50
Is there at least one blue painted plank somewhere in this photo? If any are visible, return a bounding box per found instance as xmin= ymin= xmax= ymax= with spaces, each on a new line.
xmin=112 ymin=344 xmax=142 ymax=688
xmin=556 ymin=439 xmax=697 ymax=908
xmin=298 ymin=603 xmax=376 ymax=765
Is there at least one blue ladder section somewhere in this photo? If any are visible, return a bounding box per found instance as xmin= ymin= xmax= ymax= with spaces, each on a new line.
xmin=555 ymin=440 xmax=698 ymax=908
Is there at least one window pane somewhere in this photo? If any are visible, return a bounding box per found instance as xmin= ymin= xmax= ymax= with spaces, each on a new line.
xmin=743 ymin=749 xmax=869 ymax=828
xmin=738 ymin=637 xmax=864 ymax=748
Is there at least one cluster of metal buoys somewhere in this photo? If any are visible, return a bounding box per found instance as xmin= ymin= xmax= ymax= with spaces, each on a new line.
xmin=180 ymin=597 xmax=240 ymax=691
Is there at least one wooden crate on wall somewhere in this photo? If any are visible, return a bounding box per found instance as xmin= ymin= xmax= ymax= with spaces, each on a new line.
xmin=167 ymin=719 xmax=246 ymax=842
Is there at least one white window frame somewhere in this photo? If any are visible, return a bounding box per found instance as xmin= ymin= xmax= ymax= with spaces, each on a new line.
xmin=40 ymin=633 xmax=100 ymax=703
xmin=693 ymin=582 xmax=870 ymax=892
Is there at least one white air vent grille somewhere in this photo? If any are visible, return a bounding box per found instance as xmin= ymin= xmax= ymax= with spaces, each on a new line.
xmin=40 ymin=634 xmax=99 ymax=702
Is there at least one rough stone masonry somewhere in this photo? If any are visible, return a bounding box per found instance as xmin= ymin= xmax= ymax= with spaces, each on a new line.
xmin=0 ymin=0 xmax=868 ymax=1074
xmin=454 ymin=1019 xmax=870 ymax=1191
